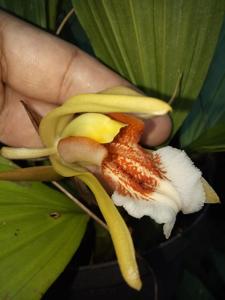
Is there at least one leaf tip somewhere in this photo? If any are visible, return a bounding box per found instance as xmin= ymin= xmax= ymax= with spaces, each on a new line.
xmin=126 ymin=270 xmax=142 ymax=291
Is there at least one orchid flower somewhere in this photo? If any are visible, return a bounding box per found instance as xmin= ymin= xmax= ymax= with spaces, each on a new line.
xmin=0 ymin=86 xmax=219 ymax=290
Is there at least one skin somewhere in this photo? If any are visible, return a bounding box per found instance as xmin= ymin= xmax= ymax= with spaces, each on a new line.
xmin=0 ymin=11 xmax=172 ymax=148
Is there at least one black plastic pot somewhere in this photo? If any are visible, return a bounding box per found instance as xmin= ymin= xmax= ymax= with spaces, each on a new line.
xmin=43 ymin=206 xmax=209 ymax=300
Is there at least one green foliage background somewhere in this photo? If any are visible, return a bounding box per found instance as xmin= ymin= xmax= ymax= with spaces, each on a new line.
xmin=0 ymin=0 xmax=225 ymax=298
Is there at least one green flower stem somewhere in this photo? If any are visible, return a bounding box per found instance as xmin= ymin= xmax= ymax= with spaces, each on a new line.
xmin=0 ymin=166 xmax=62 ymax=181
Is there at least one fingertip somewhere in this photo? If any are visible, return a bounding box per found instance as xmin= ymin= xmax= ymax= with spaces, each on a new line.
xmin=141 ymin=115 xmax=172 ymax=147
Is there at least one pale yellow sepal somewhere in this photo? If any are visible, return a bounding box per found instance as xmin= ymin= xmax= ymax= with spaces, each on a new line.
xmin=61 ymin=113 xmax=126 ymax=143
xmin=1 ymin=147 xmax=56 ymax=159
xmin=49 ymin=156 xmax=142 ymax=290
xmin=202 ymin=177 xmax=220 ymax=204
xmin=77 ymin=172 xmax=142 ymax=291
xmin=50 ymin=155 xmax=86 ymax=177
xmin=101 ymin=86 xmax=144 ymax=96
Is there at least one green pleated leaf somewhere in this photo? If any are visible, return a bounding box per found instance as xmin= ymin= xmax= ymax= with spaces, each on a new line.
xmin=0 ymin=156 xmax=89 ymax=299
xmin=47 ymin=0 xmax=59 ymax=31
xmin=0 ymin=0 xmax=59 ymax=31
xmin=0 ymin=0 xmax=47 ymax=28
xmin=180 ymin=19 xmax=225 ymax=153
xmin=72 ymin=0 xmax=225 ymax=135
xmin=185 ymin=126 xmax=225 ymax=153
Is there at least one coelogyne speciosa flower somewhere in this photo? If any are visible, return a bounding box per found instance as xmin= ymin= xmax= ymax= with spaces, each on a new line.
xmin=1 ymin=86 xmax=219 ymax=290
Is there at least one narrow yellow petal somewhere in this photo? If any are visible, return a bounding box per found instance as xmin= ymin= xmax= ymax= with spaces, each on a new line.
xmin=61 ymin=113 xmax=126 ymax=143
xmin=48 ymin=157 xmax=142 ymax=290
xmin=77 ymin=173 xmax=142 ymax=290
xmin=49 ymin=155 xmax=86 ymax=177
xmin=1 ymin=147 xmax=56 ymax=159
xmin=101 ymin=86 xmax=144 ymax=96
xmin=55 ymin=114 xmax=74 ymax=137
xmin=202 ymin=177 xmax=220 ymax=204
xmin=39 ymin=86 xmax=171 ymax=147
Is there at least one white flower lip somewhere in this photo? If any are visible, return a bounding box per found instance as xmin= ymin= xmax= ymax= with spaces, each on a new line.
xmin=112 ymin=191 xmax=177 ymax=239
xmin=156 ymin=146 xmax=205 ymax=214
xmin=112 ymin=146 xmax=206 ymax=239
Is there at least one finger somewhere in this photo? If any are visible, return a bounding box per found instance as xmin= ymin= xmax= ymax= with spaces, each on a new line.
xmin=141 ymin=115 xmax=172 ymax=147
xmin=0 ymin=86 xmax=56 ymax=147
xmin=0 ymin=11 xmax=129 ymax=106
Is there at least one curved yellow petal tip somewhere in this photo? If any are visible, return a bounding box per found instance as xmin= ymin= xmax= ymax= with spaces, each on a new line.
xmin=126 ymin=271 xmax=142 ymax=290
xmin=77 ymin=173 xmax=142 ymax=291
xmin=61 ymin=113 xmax=126 ymax=143
xmin=100 ymin=85 xmax=142 ymax=96
xmin=1 ymin=146 xmax=55 ymax=159
xmin=100 ymin=85 xmax=172 ymax=117
xmin=202 ymin=178 xmax=220 ymax=204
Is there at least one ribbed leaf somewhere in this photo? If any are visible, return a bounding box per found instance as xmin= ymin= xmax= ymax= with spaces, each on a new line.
xmin=0 ymin=0 xmax=47 ymax=28
xmin=0 ymin=156 xmax=88 ymax=299
xmin=72 ymin=0 xmax=225 ymax=134
xmin=185 ymin=125 xmax=225 ymax=153
xmin=0 ymin=0 xmax=59 ymax=31
xmin=47 ymin=0 xmax=59 ymax=31
xmin=180 ymin=19 xmax=225 ymax=153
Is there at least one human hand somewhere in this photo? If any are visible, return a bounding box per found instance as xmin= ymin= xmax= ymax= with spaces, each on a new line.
xmin=0 ymin=11 xmax=171 ymax=148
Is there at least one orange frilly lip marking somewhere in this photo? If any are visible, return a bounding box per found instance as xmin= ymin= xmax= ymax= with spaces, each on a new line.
xmin=102 ymin=113 xmax=166 ymax=200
